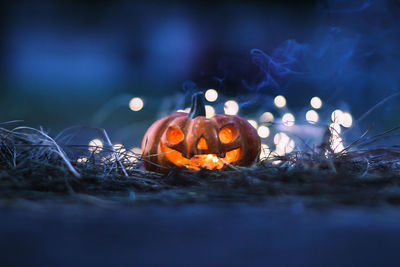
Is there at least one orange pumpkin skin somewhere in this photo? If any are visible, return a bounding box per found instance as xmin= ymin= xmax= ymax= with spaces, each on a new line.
xmin=141 ymin=94 xmax=261 ymax=173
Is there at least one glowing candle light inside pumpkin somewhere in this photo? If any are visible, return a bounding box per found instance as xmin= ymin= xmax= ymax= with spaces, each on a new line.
xmin=274 ymin=95 xmax=286 ymax=108
xmin=129 ymin=97 xmax=144 ymax=111
xmin=310 ymin=96 xmax=322 ymax=109
xmin=305 ymin=110 xmax=319 ymax=124
xmin=224 ymin=100 xmax=239 ymax=115
xmin=88 ymin=138 xmax=103 ymax=153
xmin=205 ymin=89 xmax=218 ymax=102
xmin=212 ymin=156 xmax=219 ymax=163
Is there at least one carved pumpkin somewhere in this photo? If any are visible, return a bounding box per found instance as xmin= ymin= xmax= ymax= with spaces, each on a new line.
xmin=141 ymin=92 xmax=261 ymax=173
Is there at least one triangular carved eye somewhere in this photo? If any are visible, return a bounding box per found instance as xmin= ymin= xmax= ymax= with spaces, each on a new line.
xmin=219 ymin=125 xmax=238 ymax=144
xmin=197 ymin=137 xmax=208 ymax=150
xmin=166 ymin=126 xmax=184 ymax=145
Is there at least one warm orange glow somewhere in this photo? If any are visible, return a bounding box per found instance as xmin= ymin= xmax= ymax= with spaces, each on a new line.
xmin=197 ymin=137 xmax=208 ymax=150
xmin=161 ymin=143 xmax=241 ymax=170
xmin=219 ymin=126 xmax=237 ymax=144
xmin=166 ymin=126 xmax=184 ymax=144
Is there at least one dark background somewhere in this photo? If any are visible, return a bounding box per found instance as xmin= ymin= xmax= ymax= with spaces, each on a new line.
xmin=1 ymin=0 xmax=400 ymax=146
xmin=2 ymin=2 xmax=400 ymax=266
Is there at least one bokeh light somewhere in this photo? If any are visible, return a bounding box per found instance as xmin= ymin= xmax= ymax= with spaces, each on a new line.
xmin=273 ymin=132 xmax=295 ymax=156
xmin=331 ymin=109 xmax=353 ymax=128
xmin=88 ymin=138 xmax=103 ymax=153
xmin=224 ymin=100 xmax=239 ymax=115
xmin=129 ymin=97 xmax=144 ymax=111
xmin=247 ymin=119 xmax=258 ymax=129
xmin=274 ymin=95 xmax=286 ymax=108
xmin=126 ymin=147 xmax=142 ymax=163
xmin=205 ymin=89 xmax=218 ymax=102
xmin=310 ymin=96 xmax=322 ymax=109
xmin=282 ymin=113 xmax=295 ymax=126
xmin=305 ymin=110 xmax=319 ymax=124
xmin=331 ymin=109 xmax=344 ymax=124
xmin=77 ymin=157 xmax=88 ymax=163
xmin=329 ymin=123 xmax=341 ymax=134
xmin=113 ymin=143 xmax=126 ymax=154
xmin=259 ymin=143 xmax=270 ymax=160
xmin=330 ymin=133 xmax=345 ymax=153
xmin=341 ymin=112 xmax=353 ymax=128
xmin=259 ymin=112 xmax=274 ymax=123
xmin=177 ymin=107 xmax=190 ymax=113
xmin=257 ymin=125 xmax=270 ymax=138
xmin=205 ymin=105 xmax=215 ymax=118
xmin=131 ymin=147 xmax=142 ymax=155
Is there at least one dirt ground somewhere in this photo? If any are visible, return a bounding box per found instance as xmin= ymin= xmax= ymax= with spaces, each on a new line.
xmin=2 ymin=200 xmax=400 ymax=267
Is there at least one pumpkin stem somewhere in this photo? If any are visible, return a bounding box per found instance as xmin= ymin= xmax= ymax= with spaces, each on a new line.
xmin=188 ymin=92 xmax=206 ymax=118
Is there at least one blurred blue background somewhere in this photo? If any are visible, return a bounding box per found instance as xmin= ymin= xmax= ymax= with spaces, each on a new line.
xmin=1 ymin=0 xmax=400 ymax=148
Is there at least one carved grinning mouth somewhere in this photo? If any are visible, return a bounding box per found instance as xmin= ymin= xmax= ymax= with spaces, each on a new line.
xmin=160 ymin=143 xmax=241 ymax=171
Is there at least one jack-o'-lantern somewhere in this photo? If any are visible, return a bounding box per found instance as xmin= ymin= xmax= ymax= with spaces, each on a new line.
xmin=141 ymin=92 xmax=261 ymax=173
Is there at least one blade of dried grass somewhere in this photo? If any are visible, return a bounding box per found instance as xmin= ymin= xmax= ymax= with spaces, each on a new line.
xmin=101 ymin=128 xmax=128 ymax=177
xmin=12 ymin=126 xmax=81 ymax=178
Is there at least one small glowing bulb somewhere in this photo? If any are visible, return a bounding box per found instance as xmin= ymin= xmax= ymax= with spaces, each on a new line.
xmin=247 ymin=120 xmax=258 ymax=129
xmin=282 ymin=113 xmax=295 ymax=126
xmin=330 ymin=134 xmax=345 ymax=153
xmin=329 ymin=123 xmax=341 ymax=134
xmin=77 ymin=157 xmax=88 ymax=163
xmin=331 ymin=109 xmax=344 ymax=123
xmin=212 ymin=156 xmax=219 ymax=163
xmin=305 ymin=110 xmax=319 ymax=124
xmin=341 ymin=112 xmax=353 ymax=128
xmin=260 ymin=112 xmax=274 ymax=123
xmin=310 ymin=97 xmax=322 ymax=109
xmin=205 ymin=105 xmax=215 ymax=118
xmin=274 ymin=132 xmax=285 ymax=145
xmin=205 ymin=89 xmax=218 ymax=102
xmin=274 ymin=132 xmax=295 ymax=155
xmin=127 ymin=147 xmax=142 ymax=163
xmin=224 ymin=100 xmax=239 ymax=115
xmin=88 ymin=138 xmax=103 ymax=153
xmin=113 ymin=143 xmax=126 ymax=154
xmin=257 ymin=125 xmax=270 ymax=138
xmin=274 ymin=95 xmax=286 ymax=108
xmin=207 ymin=154 xmax=213 ymax=160
xmin=129 ymin=97 xmax=144 ymax=111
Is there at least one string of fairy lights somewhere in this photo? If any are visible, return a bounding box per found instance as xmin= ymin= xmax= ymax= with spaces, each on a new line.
xmin=81 ymin=88 xmax=353 ymax=164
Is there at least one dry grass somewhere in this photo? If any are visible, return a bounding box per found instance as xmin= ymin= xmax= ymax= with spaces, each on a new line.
xmin=1 ymin=121 xmax=400 ymax=207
